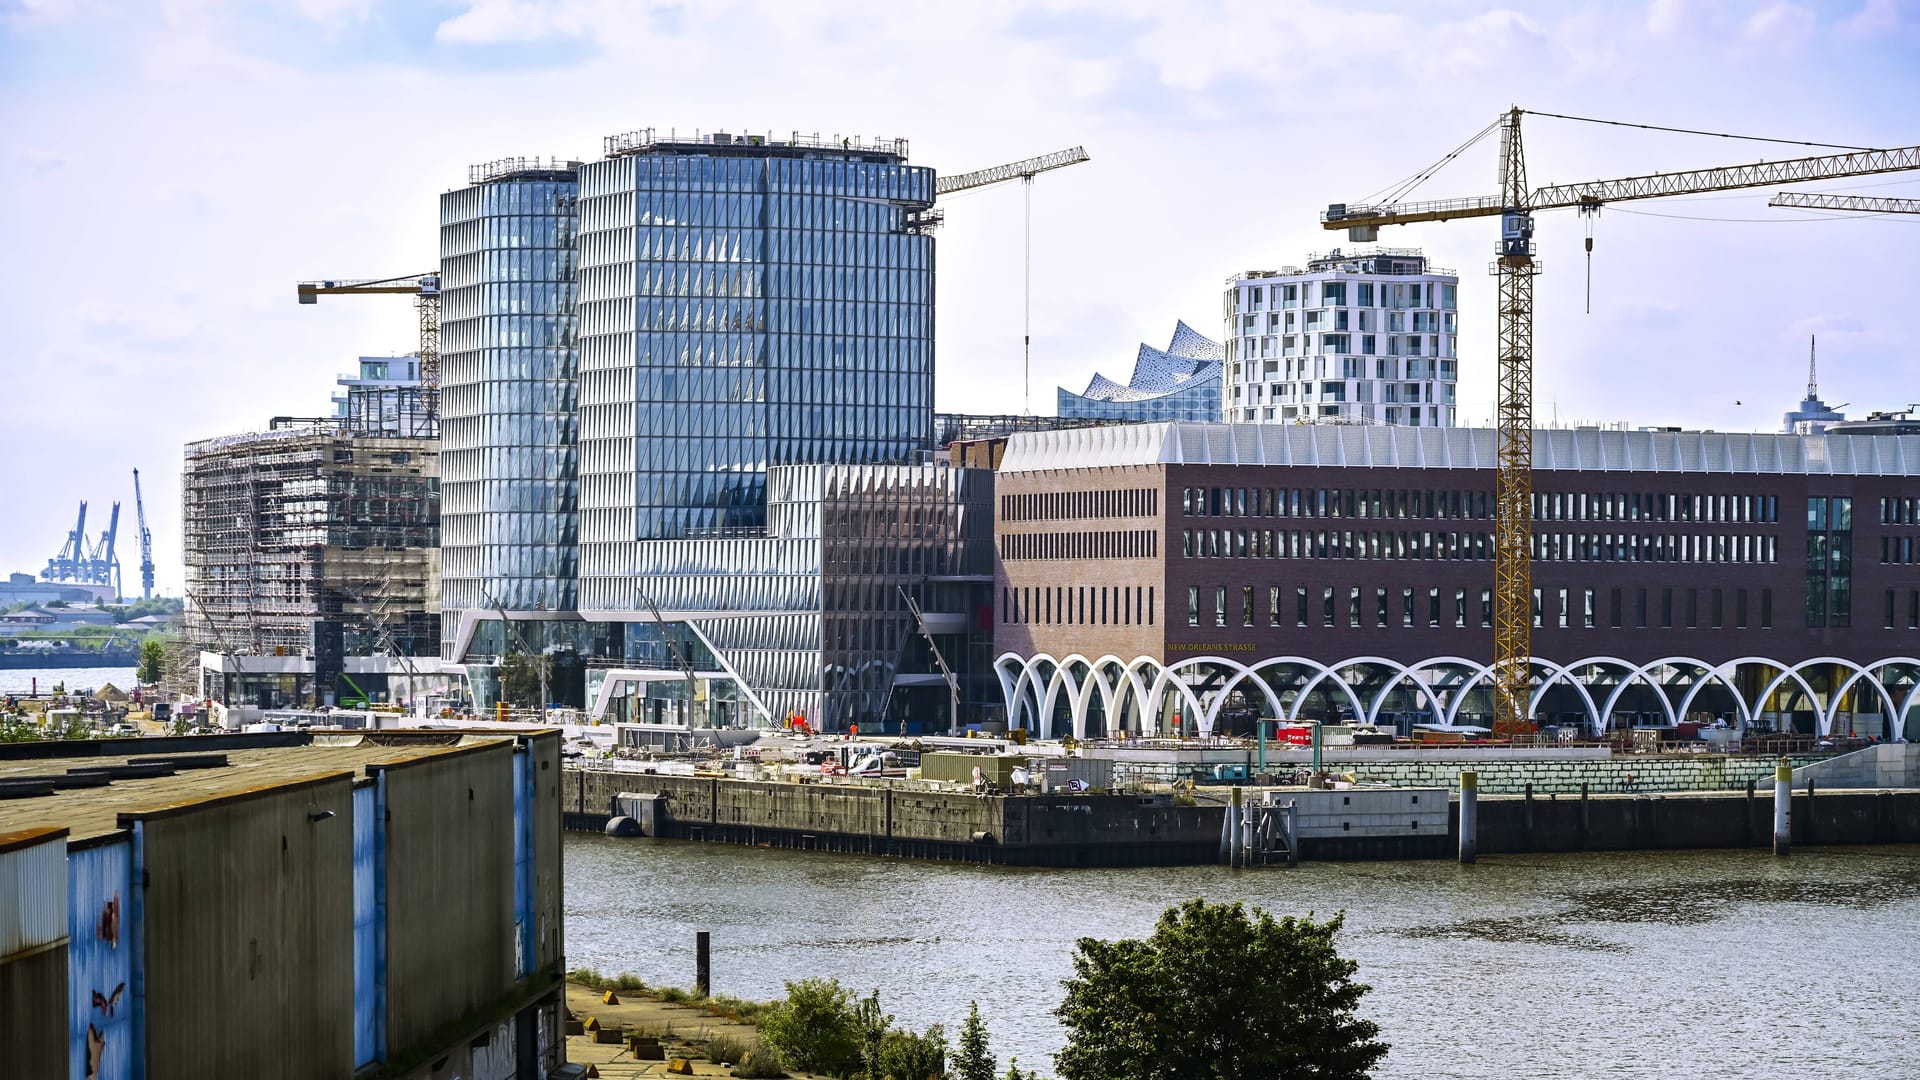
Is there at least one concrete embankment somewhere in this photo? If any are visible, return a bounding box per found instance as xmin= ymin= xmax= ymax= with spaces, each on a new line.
xmin=565 ymin=766 xmax=1920 ymax=864
xmin=1460 ymin=786 xmax=1920 ymax=854
xmin=564 ymin=767 xmax=1223 ymax=866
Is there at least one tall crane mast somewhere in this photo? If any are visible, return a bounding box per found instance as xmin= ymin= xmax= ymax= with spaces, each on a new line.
xmin=132 ymin=468 xmax=156 ymax=601
xmin=1770 ymin=191 xmax=1920 ymax=215
xmin=296 ymin=273 xmax=442 ymax=423
xmin=1323 ymin=109 xmax=1920 ymax=737
xmin=937 ymin=147 xmax=1091 ymax=414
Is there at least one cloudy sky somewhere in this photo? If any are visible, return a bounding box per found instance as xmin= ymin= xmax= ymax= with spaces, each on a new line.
xmin=3 ymin=0 xmax=1918 ymax=595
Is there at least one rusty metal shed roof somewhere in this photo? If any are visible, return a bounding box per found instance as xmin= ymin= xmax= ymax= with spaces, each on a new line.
xmin=0 ymin=734 xmax=518 ymax=843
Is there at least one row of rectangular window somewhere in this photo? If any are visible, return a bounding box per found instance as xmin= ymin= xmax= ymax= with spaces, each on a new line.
xmin=1231 ymin=280 xmax=1458 ymax=312
xmin=1188 ymin=584 xmax=1778 ymax=632
xmin=1180 ymin=487 xmax=1782 ymax=525
xmin=1883 ymin=591 xmax=1920 ymax=629
xmin=1880 ymin=497 xmax=1920 ymax=526
xmin=1003 ymin=585 xmax=1155 ymax=627
xmin=1885 ymin=537 xmax=1920 ymax=564
xmin=1000 ymin=530 xmax=1158 ymax=561
xmin=1001 ymin=488 xmax=1157 ymax=522
xmin=1181 ymin=528 xmax=1779 ymax=564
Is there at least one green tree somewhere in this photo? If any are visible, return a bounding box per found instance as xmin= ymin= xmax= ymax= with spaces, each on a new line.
xmin=759 ymin=978 xmax=864 ymax=1079
xmin=496 ymin=652 xmax=545 ymax=708
xmin=953 ymin=1001 xmax=994 ymax=1080
xmin=137 ymin=638 xmax=166 ymax=684
xmin=875 ymin=1025 xmax=946 ymax=1080
xmin=1054 ymin=900 xmax=1387 ymax=1080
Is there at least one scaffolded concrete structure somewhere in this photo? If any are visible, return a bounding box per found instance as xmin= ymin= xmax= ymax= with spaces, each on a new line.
xmin=182 ymin=425 xmax=440 ymax=659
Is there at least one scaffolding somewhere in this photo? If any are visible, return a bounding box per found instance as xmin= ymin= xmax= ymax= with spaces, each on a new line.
xmin=182 ymin=428 xmax=440 ymax=659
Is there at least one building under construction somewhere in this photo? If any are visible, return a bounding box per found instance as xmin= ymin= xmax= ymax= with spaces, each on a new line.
xmin=182 ymin=424 xmax=440 ymax=666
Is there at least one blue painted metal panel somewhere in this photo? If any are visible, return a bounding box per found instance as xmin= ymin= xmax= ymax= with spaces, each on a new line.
xmin=372 ymin=772 xmax=388 ymax=1064
xmin=352 ymin=782 xmax=378 ymax=1068
xmin=127 ymin=824 xmax=145 ymax=1080
xmin=512 ymin=747 xmax=533 ymax=979
xmin=69 ymin=838 xmax=133 ymax=1080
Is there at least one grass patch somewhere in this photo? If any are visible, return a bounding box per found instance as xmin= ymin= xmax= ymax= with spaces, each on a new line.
xmin=568 ymin=967 xmax=652 ymax=992
xmin=566 ymin=969 xmax=778 ymax=1025
xmin=705 ymin=1033 xmax=751 ymax=1065
xmin=730 ymin=1039 xmax=787 ymax=1078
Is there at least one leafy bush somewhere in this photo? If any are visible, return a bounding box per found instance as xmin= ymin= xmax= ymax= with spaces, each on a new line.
xmin=875 ymin=1025 xmax=947 ymax=1080
xmin=758 ymin=978 xmax=864 ymax=1078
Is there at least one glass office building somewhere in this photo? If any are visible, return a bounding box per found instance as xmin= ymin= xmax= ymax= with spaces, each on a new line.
xmin=575 ymin=131 xmax=937 ymax=584
xmin=584 ymin=462 xmax=995 ymax=730
xmin=437 ymin=158 xmax=585 ymax=676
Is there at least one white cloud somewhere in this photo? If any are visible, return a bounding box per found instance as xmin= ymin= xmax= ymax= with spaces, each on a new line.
xmin=1645 ymin=0 xmax=1685 ymax=36
xmin=1742 ymin=1 xmax=1816 ymax=44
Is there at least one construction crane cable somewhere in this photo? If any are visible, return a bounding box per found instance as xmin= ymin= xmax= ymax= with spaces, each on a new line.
xmin=1370 ymin=116 xmax=1504 ymax=206
xmin=1520 ymin=110 xmax=1880 ymax=152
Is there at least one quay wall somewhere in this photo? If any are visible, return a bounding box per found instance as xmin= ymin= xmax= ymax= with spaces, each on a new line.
xmin=1462 ymin=788 xmax=1920 ymax=853
xmin=565 ymin=767 xmax=1920 ymax=864
xmin=1342 ymin=753 xmax=1826 ymax=795
xmin=565 ymin=768 xmax=1223 ymax=866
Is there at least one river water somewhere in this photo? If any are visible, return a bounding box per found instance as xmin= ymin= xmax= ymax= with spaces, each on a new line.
xmin=0 ymin=666 xmax=138 ymax=695
xmin=565 ymin=835 xmax=1920 ymax=1079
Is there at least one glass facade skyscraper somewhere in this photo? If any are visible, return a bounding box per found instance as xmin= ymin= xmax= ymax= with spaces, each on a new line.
xmin=437 ymin=134 xmax=993 ymax=730
xmin=438 ymin=161 xmax=583 ymax=667
xmin=576 ymin=132 xmax=937 ymax=610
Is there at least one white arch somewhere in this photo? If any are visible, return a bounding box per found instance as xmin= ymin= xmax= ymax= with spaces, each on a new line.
xmin=1141 ymin=657 xmax=1246 ymax=738
xmin=1672 ymin=663 xmax=1756 ymax=731
xmin=1365 ymin=655 xmax=1481 ymax=729
xmin=1597 ymin=656 xmax=1727 ymax=732
xmin=995 ymin=651 xmax=1920 ymax=743
xmin=1278 ymin=661 xmax=1373 ymax=728
xmin=1525 ymin=657 xmax=1611 ymax=734
xmin=1753 ymin=657 xmax=1864 ymax=737
xmin=1826 ymin=657 xmax=1920 ymax=739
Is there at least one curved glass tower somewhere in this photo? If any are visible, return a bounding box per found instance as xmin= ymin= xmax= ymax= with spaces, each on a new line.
xmin=438 ymin=160 xmax=582 ymax=668
xmin=576 ymin=131 xmax=937 ymax=609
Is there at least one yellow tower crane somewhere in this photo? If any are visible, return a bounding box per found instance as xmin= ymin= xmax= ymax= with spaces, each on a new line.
xmin=1770 ymin=191 xmax=1920 ymax=215
xmin=296 ymin=273 xmax=442 ymax=421
xmin=1323 ymin=109 xmax=1920 ymax=738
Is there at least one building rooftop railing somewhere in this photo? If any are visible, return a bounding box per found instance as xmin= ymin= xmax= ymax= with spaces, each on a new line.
xmin=603 ymin=128 xmax=910 ymax=161
xmin=468 ymin=156 xmax=585 ymax=184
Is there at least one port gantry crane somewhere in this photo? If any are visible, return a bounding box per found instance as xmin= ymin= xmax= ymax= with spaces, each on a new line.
xmin=1770 ymin=191 xmax=1920 ymax=216
xmin=937 ymin=147 xmax=1091 ymax=414
xmin=1323 ymin=108 xmax=1920 ymax=738
xmin=132 ymin=468 xmax=155 ymax=601
xmin=296 ymin=273 xmax=442 ymax=423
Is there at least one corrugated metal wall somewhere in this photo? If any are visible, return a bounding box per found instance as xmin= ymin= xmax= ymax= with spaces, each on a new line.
xmin=513 ymin=747 xmax=533 ymax=979
xmin=1 ymin=829 xmax=69 ymax=1079
xmin=379 ymin=742 xmax=515 ymax=1059
xmin=0 ymin=830 xmax=67 ymax=957
xmin=530 ymin=733 xmax=564 ymax=980
xmin=137 ymin=776 xmax=356 ymax=1080
xmin=352 ymin=780 xmax=382 ymax=1069
xmin=68 ymin=838 xmax=132 ymax=1080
